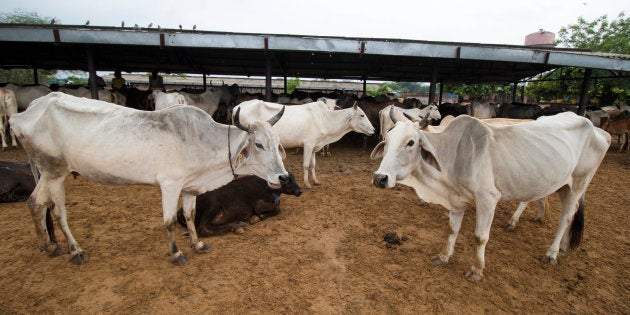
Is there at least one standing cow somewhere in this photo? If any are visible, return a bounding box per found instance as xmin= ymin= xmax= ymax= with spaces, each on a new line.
xmin=10 ymin=92 xmax=289 ymax=265
xmin=371 ymin=111 xmax=610 ymax=281
xmin=0 ymin=88 xmax=19 ymax=149
xmin=233 ymin=100 xmax=374 ymax=188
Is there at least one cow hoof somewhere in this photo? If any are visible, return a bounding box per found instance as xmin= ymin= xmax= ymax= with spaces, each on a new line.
xmin=541 ymin=256 xmax=557 ymax=265
xmin=194 ymin=242 xmax=211 ymax=253
xmin=313 ymin=182 xmax=321 ymax=186
xmin=48 ymin=246 xmax=63 ymax=257
xmin=505 ymin=224 xmax=517 ymax=232
xmin=431 ymin=255 xmax=448 ymax=266
xmin=233 ymin=227 xmax=245 ymax=234
xmin=70 ymin=252 xmax=87 ymax=265
xmin=249 ymin=216 xmax=261 ymax=224
xmin=465 ymin=270 xmax=483 ymax=282
xmin=171 ymin=253 xmax=188 ymax=265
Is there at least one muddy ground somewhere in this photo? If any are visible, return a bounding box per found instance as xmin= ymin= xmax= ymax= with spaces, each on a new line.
xmin=0 ymin=136 xmax=628 ymax=314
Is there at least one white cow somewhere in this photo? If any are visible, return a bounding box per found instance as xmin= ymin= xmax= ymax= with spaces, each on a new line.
xmin=178 ymin=88 xmax=222 ymax=116
xmin=371 ymin=111 xmax=610 ymax=281
xmin=378 ymin=104 xmax=441 ymax=139
xmin=234 ymin=100 xmax=375 ymax=188
xmin=58 ymin=86 xmax=125 ymax=105
xmin=10 ymin=92 xmax=289 ymax=265
xmin=0 ymin=88 xmax=18 ymax=149
xmin=150 ymin=90 xmax=187 ymax=110
xmin=4 ymin=83 xmax=51 ymax=110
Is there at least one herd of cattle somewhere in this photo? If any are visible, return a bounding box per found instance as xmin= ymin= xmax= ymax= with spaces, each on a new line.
xmin=0 ymin=81 xmax=626 ymax=282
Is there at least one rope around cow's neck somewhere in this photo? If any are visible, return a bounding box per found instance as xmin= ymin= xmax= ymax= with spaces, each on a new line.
xmin=227 ymin=125 xmax=237 ymax=179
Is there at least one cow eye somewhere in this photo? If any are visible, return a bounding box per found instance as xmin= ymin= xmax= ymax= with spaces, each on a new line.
xmin=255 ymin=143 xmax=264 ymax=149
xmin=407 ymin=140 xmax=415 ymax=147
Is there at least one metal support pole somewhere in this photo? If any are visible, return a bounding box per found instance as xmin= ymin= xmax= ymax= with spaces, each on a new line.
xmin=32 ymin=67 xmax=39 ymax=85
xmin=265 ymin=55 xmax=272 ymax=101
xmin=428 ymin=65 xmax=438 ymax=104
xmin=202 ymin=73 xmax=207 ymax=91
xmin=284 ymin=76 xmax=288 ymax=94
xmin=438 ymin=80 xmax=443 ymax=105
xmin=512 ymin=82 xmax=518 ymax=103
xmin=362 ymin=79 xmax=367 ymax=97
xmin=577 ymin=68 xmax=592 ymax=116
xmin=86 ymin=47 xmax=98 ymax=99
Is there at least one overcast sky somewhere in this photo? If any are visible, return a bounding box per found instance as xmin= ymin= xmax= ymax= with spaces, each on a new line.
xmin=2 ymin=0 xmax=626 ymax=46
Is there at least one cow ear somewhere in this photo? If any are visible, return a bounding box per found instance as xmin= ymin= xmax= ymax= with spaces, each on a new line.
xmin=278 ymin=144 xmax=286 ymax=159
xmin=370 ymin=141 xmax=385 ymax=159
xmin=420 ymin=144 xmax=441 ymax=172
xmin=233 ymin=140 xmax=251 ymax=169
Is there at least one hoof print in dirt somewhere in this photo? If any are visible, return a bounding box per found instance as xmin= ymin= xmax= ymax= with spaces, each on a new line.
xmin=383 ymin=231 xmax=408 ymax=249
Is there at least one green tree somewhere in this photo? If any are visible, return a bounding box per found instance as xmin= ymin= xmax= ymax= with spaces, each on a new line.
xmin=287 ymin=77 xmax=301 ymax=94
xmin=527 ymin=11 xmax=629 ymax=105
xmin=0 ymin=10 xmax=57 ymax=84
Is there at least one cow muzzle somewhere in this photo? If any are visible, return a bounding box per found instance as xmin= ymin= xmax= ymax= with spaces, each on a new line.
xmin=372 ymin=174 xmax=389 ymax=189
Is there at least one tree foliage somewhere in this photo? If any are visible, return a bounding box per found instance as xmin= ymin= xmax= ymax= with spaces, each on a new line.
xmin=286 ymin=77 xmax=301 ymax=94
xmin=0 ymin=9 xmax=53 ymax=24
xmin=527 ymin=11 xmax=629 ymax=105
xmin=0 ymin=10 xmax=57 ymax=84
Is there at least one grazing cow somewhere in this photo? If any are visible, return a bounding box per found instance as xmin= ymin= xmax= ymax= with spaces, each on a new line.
xmin=10 ymin=92 xmax=289 ymax=265
xmin=495 ymin=102 xmax=544 ymax=119
xmin=371 ymin=111 xmax=610 ymax=281
xmin=0 ymin=88 xmax=18 ymax=149
xmin=4 ymin=83 xmax=51 ymax=111
xmin=176 ymin=173 xmax=302 ymax=236
xmin=379 ymin=104 xmax=441 ymax=139
xmin=585 ymin=109 xmax=609 ymax=127
xmin=150 ymin=90 xmax=187 ymax=110
xmin=234 ymin=100 xmax=374 ymax=188
xmin=600 ymin=115 xmax=630 ymax=148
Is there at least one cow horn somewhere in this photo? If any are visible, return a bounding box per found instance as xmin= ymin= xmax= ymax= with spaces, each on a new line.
xmin=233 ymin=107 xmax=251 ymax=132
xmin=403 ymin=112 xmax=417 ymax=122
xmin=418 ymin=112 xmax=430 ymax=129
xmin=267 ymin=106 xmax=285 ymax=126
xmin=389 ymin=105 xmax=398 ymax=123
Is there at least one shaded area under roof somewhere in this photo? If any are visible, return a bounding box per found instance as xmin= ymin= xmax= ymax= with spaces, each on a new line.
xmin=1 ymin=24 xmax=629 ymax=84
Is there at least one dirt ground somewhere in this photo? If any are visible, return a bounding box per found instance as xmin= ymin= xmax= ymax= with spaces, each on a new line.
xmin=0 ymin=136 xmax=628 ymax=314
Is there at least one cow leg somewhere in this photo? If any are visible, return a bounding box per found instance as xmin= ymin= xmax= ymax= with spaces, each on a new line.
xmin=160 ymin=183 xmax=188 ymax=265
xmin=0 ymin=117 xmax=7 ymax=150
xmin=506 ymin=202 xmax=528 ymax=231
xmin=181 ymin=192 xmax=210 ymax=253
xmin=433 ymin=209 xmax=464 ymax=266
xmin=47 ymin=176 xmax=85 ymax=264
xmin=302 ymin=145 xmax=314 ymax=188
xmin=309 ymin=148 xmax=321 ymax=186
xmin=27 ymin=181 xmax=61 ymax=257
xmin=466 ymin=197 xmax=499 ymax=282
xmin=544 ymin=187 xmax=583 ymax=264
xmin=534 ymin=197 xmax=549 ymax=223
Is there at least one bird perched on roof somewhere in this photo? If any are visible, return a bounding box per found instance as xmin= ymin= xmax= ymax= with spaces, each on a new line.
xmin=157 ymin=25 xmax=162 ymax=31
xmin=85 ymin=20 xmax=90 ymax=26
xmin=50 ymin=18 xmax=56 ymax=25
xmin=193 ymin=25 xmax=197 ymax=30
xmin=148 ymin=22 xmax=153 ymax=28
xmin=179 ymin=24 xmax=182 ymax=30
xmin=134 ymin=24 xmax=140 ymax=31
xmin=121 ymin=21 xmax=125 ymax=28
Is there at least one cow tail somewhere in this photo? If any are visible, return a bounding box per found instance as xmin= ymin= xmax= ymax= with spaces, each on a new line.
xmin=176 ymin=207 xmax=188 ymax=228
xmin=569 ymin=194 xmax=585 ymax=249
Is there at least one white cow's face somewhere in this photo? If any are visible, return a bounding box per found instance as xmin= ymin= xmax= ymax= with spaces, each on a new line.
xmin=349 ymin=105 xmax=375 ymax=136
xmin=234 ymin=121 xmax=288 ymax=188
xmin=371 ymin=121 xmax=440 ymax=188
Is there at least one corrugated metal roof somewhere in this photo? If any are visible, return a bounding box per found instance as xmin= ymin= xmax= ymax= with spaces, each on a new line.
xmin=1 ymin=24 xmax=628 ymax=83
